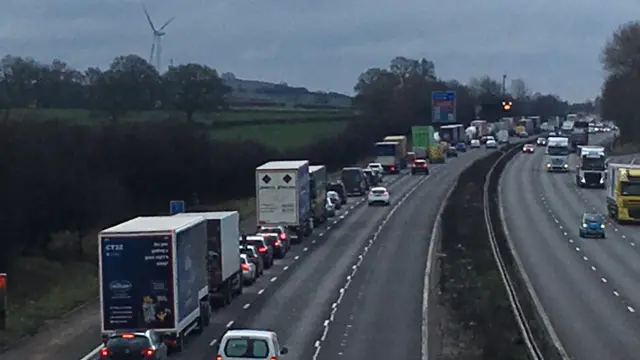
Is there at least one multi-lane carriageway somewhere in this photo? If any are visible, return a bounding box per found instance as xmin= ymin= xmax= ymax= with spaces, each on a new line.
xmin=501 ymin=133 xmax=640 ymax=360
xmin=20 ymin=145 xmax=497 ymax=360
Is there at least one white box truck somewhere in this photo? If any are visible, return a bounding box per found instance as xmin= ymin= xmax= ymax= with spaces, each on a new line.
xmin=173 ymin=211 xmax=242 ymax=307
xmin=256 ymin=160 xmax=312 ymax=242
xmin=99 ymin=216 xmax=209 ymax=351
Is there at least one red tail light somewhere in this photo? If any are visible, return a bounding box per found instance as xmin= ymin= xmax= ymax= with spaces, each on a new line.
xmin=390 ymin=166 xmax=396 ymax=171
xmin=216 ymin=356 xmax=223 ymax=360
xmin=279 ymin=233 xmax=286 ymax=240
xmin=270 ymin=357 xmax=277 ymax=360
xmin=241 ymin=263 xmax=249 ymax=271
xmin=274 ymin=240 xmax=281 ymax=247
xmin=142 ymin=348 xmax=155 ymax=357
xmin=368 ymin=191 xmax=373 ymax=196
xmin=258 ymin=246 xmax=267 ymax=253
xmin=383 ymin=191 xmax=389 ymax=196
xmin=100 ymin=348 xmax=110 ymax=357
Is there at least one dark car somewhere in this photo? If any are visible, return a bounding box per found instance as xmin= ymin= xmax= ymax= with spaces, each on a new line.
xmin=260 ymin=233 xmax=287 ymax=259
xmin=362 ymin=168 xmax=379 ymax=186
xmin=341 ymin=167 xmax=367 ymax=196
xmin=327 ymin=181 xmax=348 ymax=205
xmin=100 ymin=331 xmax=168 ymax=359
xmin=257 ymin=226 xmax=292 ymax=252
xmin=446 ymin=147 xmax=458 ymax=157
xmin=240 ymin=245 xmax=264 ymax=276
xmin=455 ymin=142 xmax=467 ymax=152
xmin=240 ymin=236 xmax=274 ymax=268
xmin=579 ymin=213 xmax=606 ymax=238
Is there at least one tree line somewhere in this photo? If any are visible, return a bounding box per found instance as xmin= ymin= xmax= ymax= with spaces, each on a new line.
xmin=0 ymin=53 xmax=580 ymax=272
xmin=601 ymin=21 xmax=640 ymax=144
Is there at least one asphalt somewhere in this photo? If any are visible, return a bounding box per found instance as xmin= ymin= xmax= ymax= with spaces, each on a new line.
xmin=500 ymin=133 xmax=640 ymax=360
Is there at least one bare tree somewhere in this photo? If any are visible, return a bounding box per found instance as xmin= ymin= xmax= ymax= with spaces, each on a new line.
xmin=601 ymin=21 xmax=640 ymax=76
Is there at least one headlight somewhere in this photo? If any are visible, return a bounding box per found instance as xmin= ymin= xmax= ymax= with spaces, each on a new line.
xmin=564 ymin=164 xmax=568 ymax=168
xmin=582 ymin=224 xmax=587 ymax=228
xmin=600 ymin=178 xmax=604 ymax=183
xmin=580 ymin=177 xmax=585 ymax=183
xmin=546 ymin=163 xmax=551 ymax=168
xmin=601 ymin=224 xmax=606 ymax=229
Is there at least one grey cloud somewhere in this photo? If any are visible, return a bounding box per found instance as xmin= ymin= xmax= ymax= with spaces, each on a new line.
xmin=0 ymin=0 xmax=638 ymax=101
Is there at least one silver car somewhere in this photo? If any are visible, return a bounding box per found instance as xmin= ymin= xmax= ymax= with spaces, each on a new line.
xmin=327 ymin=190 xmax=342 ymax=210
xmin=240 ymin=254 xmax=256 ymax=285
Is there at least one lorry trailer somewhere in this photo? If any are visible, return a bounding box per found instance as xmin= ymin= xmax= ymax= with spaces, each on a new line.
xmin=256 ymin=160 xmax=313 ymax=241
xmin=309 ymin=165 xmax=328 ymax=225
xmin=173 ymin=211 xmax=243 ymax=307
xmin=99 ymin=215 xmax=210 ymax=351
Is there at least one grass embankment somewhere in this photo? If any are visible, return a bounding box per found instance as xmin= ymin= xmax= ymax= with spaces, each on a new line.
xmin=5 ymin=107 xmax=352 ymax=124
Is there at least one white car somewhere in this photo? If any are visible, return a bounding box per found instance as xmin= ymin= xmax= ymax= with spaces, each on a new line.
xmin=325 ymin=196 xmax=336 ymax=217
xmin=470 ymin=139 xmax=481 ymax=148
xmin=217 ymin=329 xmax=288 ymax=359
xmin=240 ymin=254 xmax=256 ymax=284
xmin=537 ymin=137 xmax=547 ymax=146
xmin=485 ymin=139 xmax=498 ymax=148
xmin=368 ymin=186 xmax=390 ymax=206
xmin=327 ymin=190 xmax=342 ymax=209
xmin=367 ymin=163 xmax=384 ymax=176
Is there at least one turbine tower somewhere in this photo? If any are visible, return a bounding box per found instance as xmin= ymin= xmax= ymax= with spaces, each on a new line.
xmin=143 ymin=6 xmax=175 ymax=71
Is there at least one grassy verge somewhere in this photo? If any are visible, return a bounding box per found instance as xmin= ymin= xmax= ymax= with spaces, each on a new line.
xmin=4 ymin=108 xmax=352 ymax=124
xmin=209 ymin=121 xmax=349 ymax=151
xmin=436 ymin=153 xmax=528 ymax=359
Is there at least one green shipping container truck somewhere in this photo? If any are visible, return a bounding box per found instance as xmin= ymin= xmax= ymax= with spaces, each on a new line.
xmin=411 ymin=126 xmax=434 ymax=159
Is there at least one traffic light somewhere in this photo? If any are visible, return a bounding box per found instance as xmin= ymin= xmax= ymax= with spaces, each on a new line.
xmin=502 ymin=101 xmax=512 ymax=111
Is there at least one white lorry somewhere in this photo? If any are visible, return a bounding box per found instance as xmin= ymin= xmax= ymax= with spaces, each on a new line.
xmin=576 ymin=146 xmax=606 ymax=188
xmin=256 ymin=160 xmax=313 ymax=242
xmin=545 ymin=136 xmax=570 ymax=172
xmin=173 ymin=211 xmax=243 ymax=306
xmin=99 ymin=216 xmax=210 ymax=351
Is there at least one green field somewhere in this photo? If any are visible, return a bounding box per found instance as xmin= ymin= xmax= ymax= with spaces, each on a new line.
xmin=4 ymin=107 xmax=353 ymax=124
xmin=210 ymin=121 xmax=349 ymax=151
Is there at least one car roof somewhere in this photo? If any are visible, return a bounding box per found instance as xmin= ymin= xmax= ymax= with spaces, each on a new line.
xmin=371 ymin=186 xmax=387 ymax=191
xmin=224 ymin=329 xmax=275 ymax=339
xmin=245 ymin=236 xmax=266 ymax=242
xmin=368 ymin=163 xmax=382 ymax=166
xmin=415 ymin=159 xmax=427 ymax=162
xmin=583 ymin=213 xmax=603 ymax=219
xmin=362 ymin=168 xmax=373 ymax=172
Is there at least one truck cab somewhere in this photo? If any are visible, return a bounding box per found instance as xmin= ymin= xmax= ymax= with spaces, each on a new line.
xmin=607 ymin=164 xmax=640 ymax=223
xmin=576 ymin=146 xmax=606 ymax=188
xmin=545 ymin=137 xmax=570 ymax=172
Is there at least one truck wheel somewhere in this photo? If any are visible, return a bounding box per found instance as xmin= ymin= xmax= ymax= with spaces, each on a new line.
xmin=199 ymin=301 xmax=210 ymax=328
xmin=224 ymin=283 xmax=233 ymax=305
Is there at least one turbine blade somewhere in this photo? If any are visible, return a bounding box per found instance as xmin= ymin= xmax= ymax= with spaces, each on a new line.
xmin=159 ymin=17 xmax=175 ymax=30
xmin=143 ymin=5 xmax=157 ymax=31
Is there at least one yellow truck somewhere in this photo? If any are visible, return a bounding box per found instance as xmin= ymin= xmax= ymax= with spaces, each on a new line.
xmin=383 ymin=136 xmax=407 ymax=158
xmin=606 ymin=163 xmax=640 ymax=223
xmin=428 ymin=145 xmax=445 ymax=163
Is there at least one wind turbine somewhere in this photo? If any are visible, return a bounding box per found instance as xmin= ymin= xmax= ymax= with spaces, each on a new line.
xmin=143 ymin=5 xmax=175 ymax=71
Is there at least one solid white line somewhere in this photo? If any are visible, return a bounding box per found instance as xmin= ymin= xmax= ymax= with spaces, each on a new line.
xmin=79 ymin=345 xmax=103 ymax=360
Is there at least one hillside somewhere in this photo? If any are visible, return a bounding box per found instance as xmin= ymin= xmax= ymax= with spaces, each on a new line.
xmin=221 ymin=72 xmax=352 ymax=108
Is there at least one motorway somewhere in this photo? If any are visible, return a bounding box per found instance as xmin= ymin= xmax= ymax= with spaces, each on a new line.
xmin=500 ymin=133 xmax=640 ymax=359
xmin=63 ymin=145 xmax=498 ymax=360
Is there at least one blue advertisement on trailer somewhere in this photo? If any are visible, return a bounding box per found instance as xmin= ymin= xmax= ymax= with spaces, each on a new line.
xmin=100 ymin=235 xmax=176 ymax=331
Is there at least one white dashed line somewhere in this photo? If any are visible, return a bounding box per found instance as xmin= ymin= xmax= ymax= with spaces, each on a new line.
xmin=591 ymin=266 xmax=597 ymax=271
xmin=283 ymin=266 xmax=289 ymax=271
xmin=226 ymin=321 xmax=234 ymax=328
xmin=319 ymin=233 xmax=325 ymax=237
xmin=209 ymin=339 xmax=218 ymax=347
xmin=243 ymin=303 xmax=250 ymax=309
xmin=303 ymin=247 xmax=309 ymax=252
xmin=601 ymin=277 xmax=608 ymax=283
xmin=294 ymin=255 xmax=300 ymax=260
xmin=614 ymin=291 xmax=620 ymax=297
xmin=312 ymin=240 xmax=316 ymax=244
xmin=270 ymin=277 xmax=277 ymax=282
xmin=628 ymin=306 xmax=636 ymax=313
xmin=257 ymin=289 xmax=265 ymax=295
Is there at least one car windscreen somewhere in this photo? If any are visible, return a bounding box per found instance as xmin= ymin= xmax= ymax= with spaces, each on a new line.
xmin=583 ymin=215 xmax=603 ymax=223
xmin=258 ymin=227 xmax=282 ymax=235
xmin=372 ymin=189 xmax=386 ymax=195
xmin=224 ymin=338 xmax=270 ymax=358
xmin=245 ymin=240 xmax=264 ymax=248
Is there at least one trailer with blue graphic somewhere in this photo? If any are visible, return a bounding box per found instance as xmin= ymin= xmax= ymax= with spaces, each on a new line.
xmin=99 ymin=215 xmax=209 ymax=351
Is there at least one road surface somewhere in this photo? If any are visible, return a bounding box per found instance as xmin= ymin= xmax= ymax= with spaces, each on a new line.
xmin=500 ymin=133 xmax=640 ymax=360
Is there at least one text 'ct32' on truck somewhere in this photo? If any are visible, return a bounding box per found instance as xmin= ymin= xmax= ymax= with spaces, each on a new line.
xmin=606 ymin=164 xmax=640 ymax=223
xmin=544 ymin=136 xmax=570 ymax=172
xmin=173 ymin=211 xmax=243 ymax=307
xmin=99 ymin=215 xmax=212 ymax=351
xmin=256 ymin=160 xmax=313 ymax=242
xmin=575 ymin=145 xmax=606 ymax=188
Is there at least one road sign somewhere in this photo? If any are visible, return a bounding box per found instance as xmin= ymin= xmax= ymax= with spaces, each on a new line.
xmin=432 ymin=91 xmax=456 ymax=123
xmin=411 ymin=126 xmax=431 ymax=148
xmin=169 ymin=200 xmax=185 ymax=215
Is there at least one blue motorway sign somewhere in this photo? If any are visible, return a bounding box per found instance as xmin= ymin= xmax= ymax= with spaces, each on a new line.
xmin=169 ymin=200 xmax=185 ymax=215
xmin=432 ymin=91 xmax=456 ymax=123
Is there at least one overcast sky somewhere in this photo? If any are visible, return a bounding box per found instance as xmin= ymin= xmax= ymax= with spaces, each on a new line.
xmin=0 ymin=0 xmax=637 ymax=102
